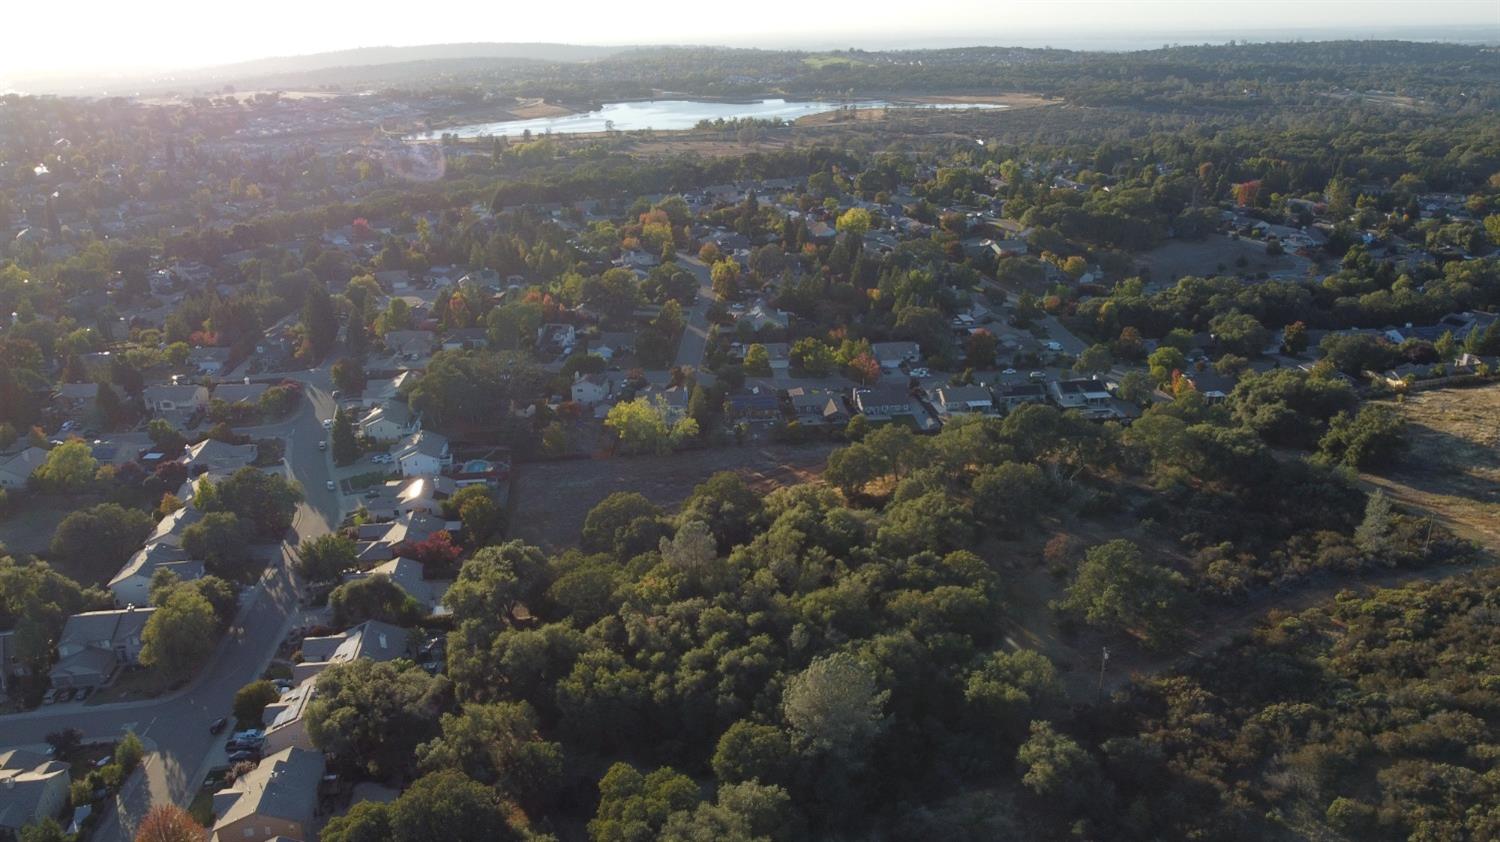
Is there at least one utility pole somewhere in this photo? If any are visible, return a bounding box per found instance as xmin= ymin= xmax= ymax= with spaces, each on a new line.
xmin=1096 ymin=646 xmax=1111 ymax=703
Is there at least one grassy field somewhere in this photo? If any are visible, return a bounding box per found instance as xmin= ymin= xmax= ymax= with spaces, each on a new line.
xmin=1367 ymin=384 xmax=1500 ymax=549
xmin=1137 ymin=235 xmax=1316 ymax=285
xmin=0 ymin=496 xmax=70 ymax=558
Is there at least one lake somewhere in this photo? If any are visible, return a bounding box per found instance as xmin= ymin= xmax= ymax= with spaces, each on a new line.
xmin=413 ymin=98 xmax=1006 ymax=139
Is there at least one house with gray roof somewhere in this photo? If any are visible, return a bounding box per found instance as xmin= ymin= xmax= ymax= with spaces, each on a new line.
xmin=0 ymin=448 xmax=49 ymax=492
xmin=292 ymin=620 xmax=412 ymax=683
xmin=180 ymin=439 xmax=258 ymax=474
xmin=108 ymin=543 xmax=205 ymax=608
xmin=49 ymin=607 xmax=156 ymax=689
xmin=0 ymin=749 xmax=70 ymax=837
xmin=210 ymin=747 xmax=323 ymax=842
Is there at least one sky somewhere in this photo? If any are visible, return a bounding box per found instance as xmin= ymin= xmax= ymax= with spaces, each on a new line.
xmin=6 ymin=0 xmax=1497 ymax=79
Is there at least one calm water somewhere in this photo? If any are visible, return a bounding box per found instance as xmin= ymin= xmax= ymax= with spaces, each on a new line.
xmin=415 ymin=98 xmax=1006 ymax=139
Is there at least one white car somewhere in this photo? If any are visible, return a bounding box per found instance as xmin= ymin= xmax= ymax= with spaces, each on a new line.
xmin=325 ymin=481 xmax=336 ymax=492
xmin=909 ymin=367 xmax=930 ymax=378
xmin=1002 ymin=368 xmax=1018 ymax=375
xmin=321 ymin=419 xmax=333 ymax=430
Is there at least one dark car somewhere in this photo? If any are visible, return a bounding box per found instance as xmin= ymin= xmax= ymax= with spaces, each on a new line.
xmin=55 ymin=688 xmax=76 ymax=703
xmin=74 ymin=686 xmax=92 ymax=702
xmin=226 ymin=750 xmax=260 ymax=764
xmin=209 ymin=717 xmax=228 ymax=735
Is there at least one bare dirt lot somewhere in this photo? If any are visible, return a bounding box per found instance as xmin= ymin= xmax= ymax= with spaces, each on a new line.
xmin=1138 ymin=235 xmax=1316 ymax=285
xmin=508 ymin=443 xmax=836 ymax=550
xmin=1366 ymin=384 xmax=1500 ymax=549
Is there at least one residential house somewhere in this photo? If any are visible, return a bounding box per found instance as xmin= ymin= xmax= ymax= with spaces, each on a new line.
xmin=359 ymin=401 xmax=420 ymax=443
xmin=537 ymin=324 xmax=577 ymax=356
xmin=852 ymin=384 xmax=917 ymax=420
xmin=758 ymin=342 xmax=792 ymax=371
xmin=0 ymin=448 xmax=49 ymax=491
xmin=440 ymin=328 xmax=490 ymax=352
xmin=871 ymin=342 xmax=922 ymax=370
xmin=383 ymin=330 xmax=436 ymax=360
xmin=107 ymin=544 xmax=204 ymax=608
xmin=353 ymin=511 xmax=453 ymax=564
xmin=993 ymin=382 xmax=1049 ymax=413
xmin=785 ymin=387 xmax=847 ymax=426
xmin=933 ymin=385 xmax=996 ymax=416
xmin=0 ymin=750 xmax=70 ymax=838
xmin=1049 ymin=378 xmax=1116 ymax=418
xmin=186 ymin=346 xmax=229 ymax=375
xmin=593 ymin=332 xmax=634 ymax=362
xmin=180 ymin=439 xmax=258 ymax=474
xmin=293 ymin=620 xmax=412 ymax=683
xmin=727 ymin=391 xmax=780 ymax=420
xmin=259 ymin=678 xmax=317 ymax=755
xmin=53 ymin=383 xmax=104 ymax=421
xmin=741 ymin=302 xmax=789 ymax=332
xmin=143 ymin=384 xmax=209 ymax=416
xmin=212 ymin=382 xmax=269 ymax=407
xmin=659 ymin=386 xmax=691 ymax=423
xmin=1178 ymin=369 xmax=1238 ymax=403
xmin=352 ymin=558 xmax=450 ymax=616
xmin=210 ymin=747 xmax=324 ymax=842
xmin=145 ymin=504 xmax=206 ymax=549
xmin=393 ymin=431 xmax=451 ymax=478
xmin=570 ymin=373 xmax=617 ymax=406
xmin=49 ymin=607 xmax=156 ymax=689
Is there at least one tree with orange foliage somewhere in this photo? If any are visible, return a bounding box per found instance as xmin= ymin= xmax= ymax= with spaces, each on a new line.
xmin=134 ymin=804 xmax=205 ymax=842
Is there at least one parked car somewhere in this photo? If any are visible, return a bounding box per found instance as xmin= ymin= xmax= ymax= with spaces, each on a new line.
xmin=232 ymin=729 xmax=264 ymax=741
xmin=227 ymin=750 xmax=260 ymax=764
xmin=55 ymin=688 xmax=76 ymax=703
xmin=40 ymin=689 xmax=57 ymax=705
xmin=325 ymin=480 xmax=336 ymax=492
xmin=1028 ymin=371 xmax=1047 ymax=381
xmin=209 ymin=717 xmax=228 ymax=735
xmin=322 ymin=418 xmax=333 ymax=429
xmin=910 ymin=367 xmax=930 ymax=378
xmin=74 ymin=686 xmax=92 ymax=702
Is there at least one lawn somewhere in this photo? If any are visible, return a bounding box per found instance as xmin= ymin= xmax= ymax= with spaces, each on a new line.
xmin=86 ymin=667 xmax=183 ymax=706
xmin=0 ymin=495 xmax=72 ymax=558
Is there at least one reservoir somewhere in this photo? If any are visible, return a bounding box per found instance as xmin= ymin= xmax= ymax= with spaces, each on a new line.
xmin=414 ymin=98 xmax=1006 ymax=138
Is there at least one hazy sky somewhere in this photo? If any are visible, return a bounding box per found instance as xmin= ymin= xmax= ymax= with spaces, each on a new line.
xmin=7 ymin=0 xmax=1497 ymax=78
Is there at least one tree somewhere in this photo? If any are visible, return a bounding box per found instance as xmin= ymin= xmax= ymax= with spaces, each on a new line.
xmin=971 ymin=462 xmax=1047 ymax=538
xmin=1147 ymin=346 xmax=1185 ymax=386
xmin=1318 ymin=405 xmax=1406 ymax=469
xmin=417 ymin=701 xmax=563 ymax=811
xmin=51 ymin=503 xmax=152 ymax=585
xmin=140 ymin=589 xmax=218 ymax=681
xmin=1016 ymin=720 xmax=1093 ymax=800
xmin=743 ymin=344 xmax=772 ymax=377
xmin=18 ymin=820 xmax=66 ymax=842
xmin=330 ymin=575 xmax=422 ymax=627
xmin=308 ymin=659 xmax=442 ymax=778
xmin=301 ymin=280 xmax=339 ymax=362
xmin=582 ymin=493 xmax=662 ymax=555
xmin=1209 ymin=311 xmax=1270 ymax=357
xmin=790 ymin=338 xmax=834 ymax=375
xmin=133 ymin=804 xmax=204 ymax=842
xmin=782 ymin=652 xmax=889 ymax=757
xmin=234 ymin=680 xmax=281 ymax=727
xmin=453 ymin=487 xmax=504 ymax=545
xmin=389 ymin=770 xmax=521 ymax=842
xmin=965 ymin=651 xmax=1063 ymax=742
xmin=835 ymin=207 xmax=872 ymax=238
xmin=1354 ymin=489 xmax=1394 ymax=556
xmin=331 ymin=358 xmax=367 ymax=395
xmin=182 ymin=512 xmax=254 ymax=581
xmin=965 ymin=330 xmax=998 ymax=369
xmin=295 ymin=534 xmax=356 ymax=583
xmin=211 ymin=467 xmax=303 ymax=540
xmin=605 ymin=397 xmax=694 ymax=455
xmin=1073 ymin=344 xmax=1113 ymax=375
xmin=712 ymin=722 xmax=797 ymax=786
xmin=1054 ymin=539 xmax=1190 ymax=648
xmin=1281 ymin=321 xmax=1309 ymax=355
xmin=589 ymin=763 xmax=701 ymax=842
xmin=331 ymin=408 xmax=359 ymax=466
xmin=711 ymin=260 xmax=741 ymax=300
xmin=320 ymin=801 xmax=391 ymax=842
xmin=32 ymin=441 xmax=97 ymax=492
xmin=147 ymin=419 xmax=186 ymax=453
xmin=116 ymin=731 xmax=144 ymax=771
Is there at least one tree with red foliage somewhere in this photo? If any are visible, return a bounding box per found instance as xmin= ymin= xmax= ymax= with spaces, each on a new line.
xmin=134 ymin=804 xmax=204 ymax=842
xmin=351 ymin=218 xmax=373 ymax=241
xmin=1232 ymin=180 xmax=1262 ymax=208
xmin=848 ymin=353 xmax=881 ymax=385
xmin=402 ymin=530 xmax=463 ymax=574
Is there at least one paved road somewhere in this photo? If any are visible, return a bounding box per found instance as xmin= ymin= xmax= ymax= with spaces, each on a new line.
xmin=673 ymin=254 xmax=717 ymax=370
xmin=0 ymin=388 xmax=342 ymax=841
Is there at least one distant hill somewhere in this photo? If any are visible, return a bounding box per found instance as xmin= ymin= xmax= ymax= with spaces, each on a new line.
xmin=10 ymin=43 xmax=630 ymax=95
xmin=195 ymin=42 xmax=625 ymax=79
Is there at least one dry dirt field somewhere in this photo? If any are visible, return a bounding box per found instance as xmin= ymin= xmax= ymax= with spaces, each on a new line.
xmin=1367 ymin=384 xmax=1500 ymax=548
xmin=507 ymin=443 xmax=836 ymax=550
xmin=1138 ymin=236 xmax=1316 ymax=285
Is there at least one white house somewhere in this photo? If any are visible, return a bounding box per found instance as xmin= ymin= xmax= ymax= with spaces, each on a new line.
xmin=142 ymin=384 xmax=209 ymax=416
xmin=933 ymin=385 xmax=995 ymax=416
xmin=359 ymin=401 xmax=420 ymax=443
xmin=393 ymin=431 xmax=451 ymax=477
xmin=570 ymin=373 xmax=616 ymax=405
